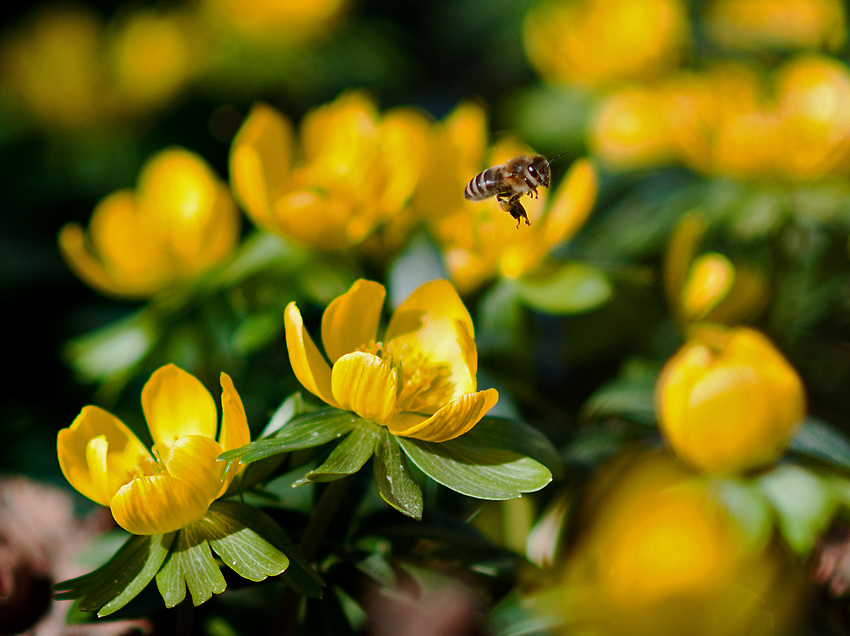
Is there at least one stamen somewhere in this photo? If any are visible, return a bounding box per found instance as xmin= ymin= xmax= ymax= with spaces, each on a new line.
xmin=382 ymin=340 xmax=455 ymax=414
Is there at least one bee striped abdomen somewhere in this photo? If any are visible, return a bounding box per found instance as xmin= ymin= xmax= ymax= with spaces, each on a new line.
xmin=464 ymin=167 xmax=502 ymax=201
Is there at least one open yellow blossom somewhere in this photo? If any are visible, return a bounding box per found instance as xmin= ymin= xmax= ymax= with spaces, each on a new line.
xmin=57 ymin=365 xmax=251 ymax=535
xmin=428 ymin=136 xmax=598 ymax=294
xmin=656 ymin=325 xmax=806 ymax=474
xmin=230 ymin=93 xmax=430 ymax=252
xmin=284 ymin=279 xmax=498 ymax=443
xmin=704 ymin=0 xmax=847 ymax=52
xmin=560 ymin=453 xmax=804 ymax=636
xmin=523 ymin=0 xmax=690 ymax=88
xmin=59 ymin=147 xmax=240 ymax=298
xmin=664 ymin=212 xmax=769 ymax=325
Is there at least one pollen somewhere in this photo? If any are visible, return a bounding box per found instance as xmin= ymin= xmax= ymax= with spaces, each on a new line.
xmin=382 ymin=340 xmax=454 ymax=415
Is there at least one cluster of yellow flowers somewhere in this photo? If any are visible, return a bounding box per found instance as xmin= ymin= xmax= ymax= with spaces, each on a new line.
xmin=0 ymin=0 xmax=349 ymax=131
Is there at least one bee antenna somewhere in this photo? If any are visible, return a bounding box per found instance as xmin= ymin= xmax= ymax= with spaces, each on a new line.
xmin=546 ymin=152 xmax=569 ymax=167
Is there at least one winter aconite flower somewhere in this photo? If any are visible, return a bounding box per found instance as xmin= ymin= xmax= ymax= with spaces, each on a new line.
xmin=284 ymin=279 xmax=498 ymax=442
xmin=57 ymin=365 xmax=250 ymax=535
xmin=655 ymin=326 xmax=806 ymax=473
xmin=59 ymin=148 xmax=240 ymax=298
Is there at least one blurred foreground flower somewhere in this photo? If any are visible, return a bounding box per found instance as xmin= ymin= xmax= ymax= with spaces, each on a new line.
xmin=591 ymin=55 xmax=850 ymax=180
xmin=59 ymin=147 xmax=240 ymax=298
xmin=523 ymin=0 xmax=690 ymax=88
xmin=58 ymin=364 xmax=250 ymax=535
xmin=558 ymin=453 xmax=805 ymax=636
xmin=656 ymin=325 xmax=806 ymax=473
xmin=285 ymin=279 xmax=498 ymax=442
xmin=664 ymin=212 xmax=769 ymax=325
xmin=230 ymin=92 xmax=429 ymax=252
xmin=704 ymin=0 xmax=847 ymax=52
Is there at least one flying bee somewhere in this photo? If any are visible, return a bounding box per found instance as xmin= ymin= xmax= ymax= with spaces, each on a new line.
xmin=464 ymin=153 xmax=567 ymax=228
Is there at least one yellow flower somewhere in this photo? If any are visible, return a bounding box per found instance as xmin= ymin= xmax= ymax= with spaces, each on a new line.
xmin=284 ymin=279 xmax=498 ymax=443
xmin=656 ymin=325 xmax=806 ymax=473
xmin=559 ymin=453 xmax=804 ymax=636
xmin=59 ymin=147 xmax=240 ymax=298
xmin=57 ymin=365 xmax=251 ymax=535
xmin=229 ymin=93 xmax=430 ymax=252
xmin=416 ymin=105 xmax=598 ymax=294
xmin=704 ymin=0 xmax=847 ymax=52
xmin=523 ymin=0 xmax=690 ymax=88
xmin=664 ymin=212 xmax=769 ymax=325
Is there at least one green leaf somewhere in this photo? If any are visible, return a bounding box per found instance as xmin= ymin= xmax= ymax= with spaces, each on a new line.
xmin=231 ymin=312 xmax=283 ymax=355
xmin=54 ymin=532 xmax=175 ymax=617
xmin=788 ymin=417 xmax=850 ymax=472
xmin=220 ymin=409 xmax=361 ymax=464
xmin=711 ymin=478 xmax=774 ymax=553
xmin=373 ymin=428 xmax=423 ymax=519
xmin=64 ymin=309 xmax=158 ymax=383
xmin=513 ymin=262 xmax=612 ymax=315
xmin=300 ymin=422 xmax=379 ymax=483
xmin=388 ymin=231 xmax=448 ymax=309
xmin=202 ymin=501 xmax=290 ymax=582
xmin=396 ymin=432 xmax=552 ymax=500
xmin=155 ymin=525 xmax=226 ymax=608
xmin=489 ymin=588 xmax=567 ymax=636
xmin=464 ymin=418 xmax=563 ymax=479
xmin=757 ymin=464 xmax=837 ymax=554
xmin=217 ymin=231 xmax=306 ymax=286
xmin=476 ymin=279 xmax=525 ymax=353
xmin=582 ymin=358 xmax=660 ymax=425
xmin=262 ymin=393 xmax=306 ymax=438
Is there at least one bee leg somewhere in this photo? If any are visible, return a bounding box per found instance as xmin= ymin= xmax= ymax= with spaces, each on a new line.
xmin=499 ymin=194 xmax=530 ymax=228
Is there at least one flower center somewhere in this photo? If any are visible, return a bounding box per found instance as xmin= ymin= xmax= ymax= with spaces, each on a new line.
xmin=377 ymin=339 xmax=455 ymax=415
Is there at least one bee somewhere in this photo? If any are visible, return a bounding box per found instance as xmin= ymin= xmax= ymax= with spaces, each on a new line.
xmin=464 ymin=153 xmax=567 ymax=228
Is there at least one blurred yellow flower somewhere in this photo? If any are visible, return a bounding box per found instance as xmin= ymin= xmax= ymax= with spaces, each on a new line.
xmin=559 ymin=453 xmax=804 ymax=636
xmin=59 ymin=148 xmax=240 ymax=298
xmin=199 ymin=0 xmax=348 ymax=45
xmin=704 ymin=0 xmax=847 ymax=52
xmin=57 ymin=365 xmax=251 ymax=535
xmin=656 ymin=325 xmax=806 ymax=474
xmin=284 ymin=279 xmax=498 ymax=443
xmin=592 ymin=56 xmax=850 ymax=180
xmin=523 ymin=0 xmax=690 ymax=88
xmin=664 ymin=212 xmax=769 ymax=325
xmin=230 ymin=93 xmax=430 ymax=252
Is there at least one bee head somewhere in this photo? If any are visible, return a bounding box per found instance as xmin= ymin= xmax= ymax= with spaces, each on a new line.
xmin=527 ymin=155 xmax=551 ymax=188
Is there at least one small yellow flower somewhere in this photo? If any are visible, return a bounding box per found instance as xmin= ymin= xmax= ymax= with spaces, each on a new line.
xmin=284 ymin=279 xmax=498 ymax=443
xmin=559 ymin=453 xmax=804 ymax=636
xmin=57 ymin=365 xmax=251 ymax=535
xmin=664 ymin=212 xmax=769 ymax=325
xmin=656 ymin=325 xmax=806 ymax=473
xmin=59 ymin=147 xmax=240 ymax=298
xmin=704 ymin=0 xmax=847 ymax=52
xmin=229 ymin=93 xmax=430 ymax=252
xmin=199 ymin=0 xmax=348 ymax=44
xmin=523 ymin=0 xmax=690 ymax=88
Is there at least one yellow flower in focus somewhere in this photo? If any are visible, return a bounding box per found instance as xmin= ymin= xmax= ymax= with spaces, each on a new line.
xmin=230 ymin=94 xmax=430 ymax=252
xmin=57 ymin=365 xmax=251 ymax=535
xmin=284 ymin=279 xmax=498 ymax=443
xmin=664 ymin=212 xmax=769 ymax=325
xmin=705 ymin=0 xmax=847 ymax=52
xmin=423 ymin=130 xmax=598 ymax=294
xmin=656 ymin=325 xmax=806 ymax=473
xmin=523 ymin=0 xmax=690 ymax=88
xmin=59 ymin=148 xmax=240 ymax=298
xmin=560 ymin=453 xmax=804 ymax=636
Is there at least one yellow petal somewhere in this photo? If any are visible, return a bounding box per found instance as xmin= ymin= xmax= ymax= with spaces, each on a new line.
xmin=681 ymin=253 xmax=735 ymax=322
xmin=229 ymin=103 xmax=294 ymax=224
xmin=330 ymin=351 xmax=398 ymax=423
xmin=386 ymin=279 xmax=474 ymax=343
xmin=142 ymin=364 xmax=217 ymax=450
xmin=57 ymin=223 xmax=129 ymax=298
xmin=321 ymin=279 xmax=386 ymax=363
xmin=386 ymin=389 xmax=499 ymax=442
xmin=58 ymin=405 xmax=152 ymax=506
xmin=664 ymin=212 xmax=708 ymax=312
xmin=541 ymin=158 xmax=598 ymax=249
xmin=85 ymin=435 xmax=111 ymax=504
xmin=284 ymin=302 xmax=341 ymax=408
xmin=218 ymin=373 xmax=251 ymax=494
xmin=161 ymin=434 xmax=225 ymax=503
xmin=110 ymin=474 xmax=211 ymax=535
